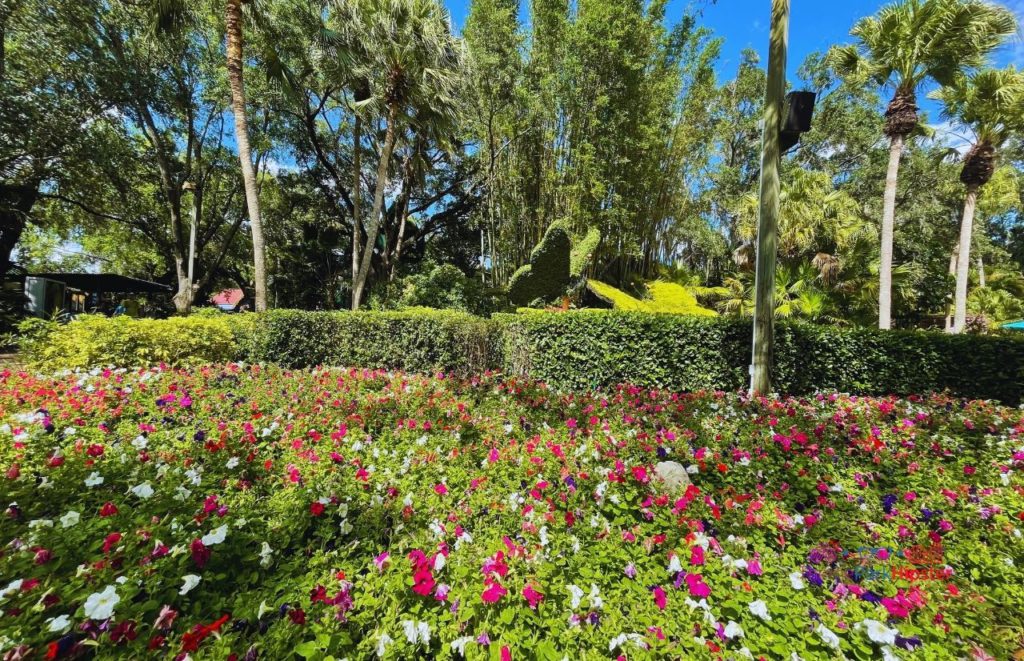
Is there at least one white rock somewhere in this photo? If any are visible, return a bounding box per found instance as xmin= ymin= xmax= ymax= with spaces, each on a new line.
xmin=654 ymin=461 xmax=692 ymax=492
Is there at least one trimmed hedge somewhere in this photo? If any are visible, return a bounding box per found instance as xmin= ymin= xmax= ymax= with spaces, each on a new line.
xmin=494 ymin=311 xmax=1024 ymax=404
xmin=17 ymin=309 xmax=1024 ymax=403
xmin=233 ymin=308 xmax=498 ymax=373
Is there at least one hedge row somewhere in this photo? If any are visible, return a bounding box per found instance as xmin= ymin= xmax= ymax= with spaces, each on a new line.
xmin=19 ymin=309 xmax=498 ymax=375
xmin=228 ymin=308 xmax=498 ymax=373
xmin=17 ymin=310 xmax=1024 ymax=403
xmin=496 ymin=311 xmax=1024 ymax=404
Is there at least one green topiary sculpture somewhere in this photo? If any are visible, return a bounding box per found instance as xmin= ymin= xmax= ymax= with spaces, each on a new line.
xmin=508 ymin=224 xmax=572 ymax=306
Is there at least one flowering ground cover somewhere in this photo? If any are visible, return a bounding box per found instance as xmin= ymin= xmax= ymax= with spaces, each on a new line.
xmin=1 ymin=366 xmax=1023 ymax=660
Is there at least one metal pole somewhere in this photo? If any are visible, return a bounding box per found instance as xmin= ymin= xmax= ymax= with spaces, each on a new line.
xmin=750 ymin=0 xmax=789 ymax=395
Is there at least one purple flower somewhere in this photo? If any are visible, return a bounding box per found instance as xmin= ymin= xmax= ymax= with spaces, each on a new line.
xmin=895 ymin=635 xmax=922 ymax=650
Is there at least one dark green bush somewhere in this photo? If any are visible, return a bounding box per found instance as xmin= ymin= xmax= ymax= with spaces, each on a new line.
xmin=373 ymin=264 xmax=493 ymax=316
xmin=494 ymin=311 xmax=1024 ymax=404
xmin=237 ymin=308 xmax=499 ymax=374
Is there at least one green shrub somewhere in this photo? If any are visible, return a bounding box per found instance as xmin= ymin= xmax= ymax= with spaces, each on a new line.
xmin=19 ymin=314 xmax=235 ymax=369
xmin=238 ymin=309 xmax=499 ymax=373
xmin=495 ymin=311 xmax=1024 ymax=404
xmin=383 ymin=264 xmax=491 ymax=316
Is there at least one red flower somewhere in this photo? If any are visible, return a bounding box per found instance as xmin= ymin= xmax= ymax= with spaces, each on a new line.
xmin=181 ymin=614 xmax=230 ymax=652
xmin=99 ymin=502 xmax=118 ymax=517
xmin=190 ymin=538 xmax=210 ymax=569
xmin=288 ymin=608 xmax=306 ymax=625
xmin=102 ymin=532 xmax=122 ymax=554
xmin=309 ymin=502 xmax=325 ymax=517
xmin=110 ymin=620 xmax=138 ymax=644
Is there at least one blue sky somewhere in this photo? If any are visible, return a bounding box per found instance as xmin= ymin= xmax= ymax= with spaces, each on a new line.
xmin=443 ymin=0 xmax=1024 ymax=84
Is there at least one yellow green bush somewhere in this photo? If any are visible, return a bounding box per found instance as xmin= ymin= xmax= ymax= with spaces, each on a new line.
xmin=586 ymin=280 xmax=717 ymax=315
xmin=19 ymin=314 xmax=236 ymax=369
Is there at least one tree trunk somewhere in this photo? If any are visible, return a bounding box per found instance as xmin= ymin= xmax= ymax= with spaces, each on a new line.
xmin=944 ymin=245 xmax=957 ymax=331
xmin=977 ymin=255 xmax=985 ymax=288
xmin=172 ymin=257 xmax=192 ymax=315
xmin=226 ymin=0 xmax=268 ymax=312
xmin=0 ymin=183 xmax=38 ymax=275
xmin=952 ymin=183 xmax=979 ymax=334
xmin=352 ymin=106 xmax=398 ymax=310
xmin=350 ymin=114 xmax=361 ymax=309
xmin=878 ymin=133 xmax=903 ymax=330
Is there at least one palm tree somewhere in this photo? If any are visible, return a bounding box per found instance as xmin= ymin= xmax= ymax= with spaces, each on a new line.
xmin=931 ymin=67 xmax=1024 ymax=333
xmin=828 ymin=0 xmax=1016 ymax=329
xmin=338 ymin=0 xmax=465 ymax=309
xmin=149 ymin=0 xmax=269 ymax=311
xmin=225 ymin=0 xmax=268 ymax=311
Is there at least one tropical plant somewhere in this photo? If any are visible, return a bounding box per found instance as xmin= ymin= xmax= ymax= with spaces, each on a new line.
xmin=341 ymin=0 xmax=467 ymax=309
xmin=827 ymin=0 xmax=1017 ymax=329
xmin=734 ymin=168 xmax=868 ymax=261
xmin=932 ymin=67 xmax=1024 ymax=332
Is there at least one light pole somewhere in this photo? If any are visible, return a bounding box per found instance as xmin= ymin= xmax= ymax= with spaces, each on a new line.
xmin=749 ymin=0 xmax=790 ymax=395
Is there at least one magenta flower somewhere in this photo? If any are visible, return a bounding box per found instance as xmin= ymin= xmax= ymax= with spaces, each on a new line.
xmin=523 ymin=583 xmax=543 ymax=609
xmin=482 ymin=581 xmax=507 ymax=604
xmin=652 ymin=585 xmax=667 ymax=610
xmin=685 ymin=573 xmax=710 ymax=598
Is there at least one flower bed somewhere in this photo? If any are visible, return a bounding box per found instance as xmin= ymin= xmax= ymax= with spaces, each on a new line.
xmin=1 ymin=366 xmax=1022 ymax=659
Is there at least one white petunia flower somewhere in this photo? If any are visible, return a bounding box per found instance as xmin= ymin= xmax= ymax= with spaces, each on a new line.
xmin=667 ymin=554 xmax=683 ymax=575
xmin=83 ymin=585 xmax=120 ymax=620
xmin=200 ymin=525 xmax=228 ymax=546
xmin=179 ymin=574 xmax=201 ymax=595
xmin=60 ymin=511 xmax=81 ymax=528
xmin=450 ymin=636 xmax=473 ymax=656
xmin=84 ymin=472 xmax=104 ymax=487
xmin=608 ymin=633 xmax=644 ymax=652
xmin=0 ymin=579 xmax=24 ymax=602
xmin=588 ymin=583 xmax=603 ymax=609
xmin=857 ymin=619 xmax=897 ymax=646
xmin=748 ymin=599 xmax=771 ymax=621
xmin=46 ymin=614 xmax=71 ymax=632
xmin=723 ymin=621 xmax=745 ymax=639
xmin=129 ymin=483 xmax=154 ymax=499
xmin=225 ymin=457 xmax=240 ymax=469
xmin=131 ymin=435 xmax=148 ymax=450
xmin=259 ymin=542 xmax=273 ymax=567
xmin=375 ymin=633 xmax=393 ymax=658
xmin=401 ymin=620 xmax=430 ymax=645
xmin=816 ymin=623 xmax=841 ymax=649
xmin=568 ymin=584 xmax=585 ymax=610
xmin=789 ymin=571 xmax=806 ymax=590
